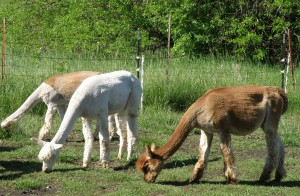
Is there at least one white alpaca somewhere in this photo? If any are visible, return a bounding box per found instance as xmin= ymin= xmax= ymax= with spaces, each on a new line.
xmin=37 ymin=70 xmax=142 ymax=172
xmin=1 ymin=71 xmax=127 ymax=159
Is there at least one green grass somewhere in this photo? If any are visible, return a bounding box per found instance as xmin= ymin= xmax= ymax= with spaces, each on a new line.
xmin=0 ymin=54 xmax=299 ymax=195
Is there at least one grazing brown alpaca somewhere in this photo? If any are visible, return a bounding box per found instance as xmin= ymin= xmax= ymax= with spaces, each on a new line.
xmin=136 ymin=86 xmax=288 ymax=184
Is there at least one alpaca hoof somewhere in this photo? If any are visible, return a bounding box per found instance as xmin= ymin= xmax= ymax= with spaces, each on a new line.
xmin=258 ymin=171 xmax=272 ymax=183
xmin=189 ymin=171 xmax=202 ymax=184
xmin=274 ymin=177 xmax=283 ymax=183
xmin=189 ymin=176 xmax=200 ymax=184
xmin=82 ymin=163 xmax=89 ymax=168
xmin=226 ymin=178 xmax=238 ymax=185
xmin=101 ymin=161 xmax=109 ymax=168
xmin=274 ymin=170 xmax=286 ymax=182
xmin=116 ymin=155 xmax=122 ymax=160
xmin=258 ymin=176 xmax=270 ymax=184
xmin=126 ymin=155 xmax=131 ymax=161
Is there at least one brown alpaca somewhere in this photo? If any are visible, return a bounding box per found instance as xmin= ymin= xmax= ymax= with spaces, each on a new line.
xmin=136 ymin=86 xmax=288 ymax=184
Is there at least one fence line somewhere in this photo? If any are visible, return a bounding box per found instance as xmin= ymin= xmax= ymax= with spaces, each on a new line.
xmin=3 ymin=62 xmax=283 ymax=75
xmin=3 ymin=53 xmax=140 ymax=61
xmin=3 ymin=50 xmax=286 ymax=74
xmin=2 ymin=48 xmax=192 ymax=63
xmin=1 ymin=21 xmax=297 ymax=89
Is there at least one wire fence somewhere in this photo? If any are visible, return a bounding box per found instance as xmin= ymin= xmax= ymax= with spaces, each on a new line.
xmin=1 ymin=16 xmax=297 ymax=92
xmin=1 ymin=48 xmax=296 ymax=82
xmin=1 ymin=28 xmax=299 ymax=123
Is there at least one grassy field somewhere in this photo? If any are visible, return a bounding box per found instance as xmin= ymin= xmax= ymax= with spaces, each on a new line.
xmin=0 ymin=54 xmax=299 ymax=195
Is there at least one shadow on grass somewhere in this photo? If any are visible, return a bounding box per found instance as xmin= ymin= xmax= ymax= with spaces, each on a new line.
xmin=0 ymin=160 xmax=41 ymax=180
xmin=52 ymin=167 xmax=85 ymax=173
xmin=0 ymin=159 xmax=85 ymax=180
xmin=164 ymin=157 xmax=221 ymax=169
xmin=0 ymin=146 xmax=18 ymax=152
xmin=113 ymin=157 xmax=221 ymax=171
xmin=238 ymin=180 xmax=300 ymax=187
xmin=157 ymin=180 xmax=191 ymax=186
xmin=157 ymin=179 xmax=300 ymax=188
xmin=113 ymin=159 xmax=137 ymax=171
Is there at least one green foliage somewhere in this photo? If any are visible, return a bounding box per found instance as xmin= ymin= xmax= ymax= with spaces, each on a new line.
xmin=1 ymin=0 xmax=300 ymax=62
xmin=171 ymin=0 xmax=300 ymax=62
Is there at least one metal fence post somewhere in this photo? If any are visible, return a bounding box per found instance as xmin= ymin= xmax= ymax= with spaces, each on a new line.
xmin=136 ymin=28 xmax=141 ymax=79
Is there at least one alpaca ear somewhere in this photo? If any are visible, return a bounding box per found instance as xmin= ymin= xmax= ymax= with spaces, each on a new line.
xmin=53 ymin=143 xmax=63 ymax=150
xmin=31 ymin=137 xmax=46 ymax=146
xmin=151 ymin=143 xmax=156 ymax=151
xmin=145 ymin=144 xmax=153 ymax=159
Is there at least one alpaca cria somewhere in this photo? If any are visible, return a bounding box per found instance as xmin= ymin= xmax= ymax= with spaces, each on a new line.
xmin=38 ymin=70 xmax=142 ymax=172
xmin=136 ymin=86 xmax=288 ymax=184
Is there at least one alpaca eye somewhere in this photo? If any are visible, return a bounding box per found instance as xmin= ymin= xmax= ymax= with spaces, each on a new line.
xmin=142 ymin=163 xmax=151 ymax=173
xmin=142 ymin=166 xmax=148 ymax=173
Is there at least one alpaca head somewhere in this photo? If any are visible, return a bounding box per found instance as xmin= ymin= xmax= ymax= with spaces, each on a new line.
xmin=136 ymin=144 xmax=164 ymax=183
xmin=37 ymin=140 xmax=63 ymax=172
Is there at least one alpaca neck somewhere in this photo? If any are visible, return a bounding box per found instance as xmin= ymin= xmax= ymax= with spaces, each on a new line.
xmin=51 ymin=107 xmax=80 ymax=144
xmin=5 ymin=85 xmax=43 ymax=123
xmin=155 ymin=106 xmax=199 ymax=160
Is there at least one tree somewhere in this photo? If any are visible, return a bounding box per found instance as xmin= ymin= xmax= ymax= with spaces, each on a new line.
xmin=1 ymin=0 xmax=300 ymax=62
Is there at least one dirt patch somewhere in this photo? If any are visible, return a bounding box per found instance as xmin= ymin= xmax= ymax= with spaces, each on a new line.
xmin=0 ymin=185 xmax=57 ymax=196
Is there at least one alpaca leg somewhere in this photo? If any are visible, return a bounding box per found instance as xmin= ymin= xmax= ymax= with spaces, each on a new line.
xmin=98 ymin=115 xmax=110 ymax=168
xmin=218 ymin=131 xmax=237 ymax=184
xmin=259 ymin=130 xmax=282 ymax=182
xmin=126 ymin=114 xmax=138 ymax=161
xmin=93 ymin=120 xmax=100 ymax=140
xmin=259 ymin=92 xmax=286 ymax=183
xmin=39 ymin=105 xmax=57 ymax=140
xmin=108 ymin=115 xmax=117 ymax=141
xmin=190 ymin=130 xmax=213 ymax=183
xmin=94 ymin=115 xmax=115 ymax=141
xmin=82 ymin=117 xmax=93 ymax=168
xmin=115 ymin=114 xmax=127 ymax=160
xmin=275 ymin=136 xmax=286 ymax=182
xmin=56 ymin=105 xmax=66 ymax=120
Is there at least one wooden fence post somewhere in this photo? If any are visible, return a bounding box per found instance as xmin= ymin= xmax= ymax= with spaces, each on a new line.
xmin=166 ymin=14 xmax=171 ymax=81
xmin=2 ymin=17 xmax=6 ymax=80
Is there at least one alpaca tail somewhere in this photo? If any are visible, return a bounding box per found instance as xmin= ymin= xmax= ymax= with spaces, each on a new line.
xmin=278 ymin=88 xmax=288 ymax=115
xmin=1 ymin=83 xmax=45 ymax=129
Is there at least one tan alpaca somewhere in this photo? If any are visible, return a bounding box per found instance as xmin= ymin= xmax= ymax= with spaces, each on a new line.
xmin=136 ymin=86 xmax=288 ymax=184
xmin=1 ymin=71 xmax=100 ymax=139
